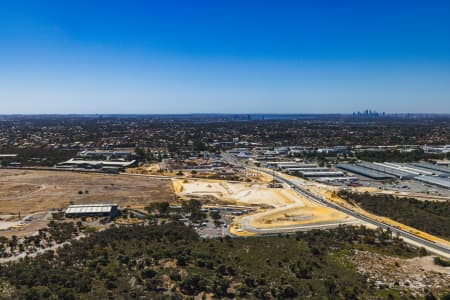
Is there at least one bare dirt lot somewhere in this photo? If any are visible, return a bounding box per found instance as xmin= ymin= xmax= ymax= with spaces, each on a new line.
xmin=0 ymin=170 xmax=175 ymax=214
xmin=174 ymin=179 xmax=299 ymax=207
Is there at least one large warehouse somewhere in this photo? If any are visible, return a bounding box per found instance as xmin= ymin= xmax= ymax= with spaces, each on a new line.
xmin=57 ymin=158 xmax=137 ymax=169
xmin=336 ymin=163 xmax=395 ymax=180
xmin=65 ymin=204 xmax=119 ymax=219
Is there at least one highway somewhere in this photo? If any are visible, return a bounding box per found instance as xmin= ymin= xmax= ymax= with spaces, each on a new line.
xmin=14 ymin=158 xmax=449 ymax=256
xmin=261 ymin=167 xmax=450 ymax=256
xmin=221 ymin=153 xmax=450 ymax=257
xmin=239 ymin=212 xmax=361 ymax=235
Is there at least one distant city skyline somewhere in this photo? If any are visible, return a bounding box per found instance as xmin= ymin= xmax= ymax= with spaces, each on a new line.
xmin=1 ymin=1 xmax=450 ymax=114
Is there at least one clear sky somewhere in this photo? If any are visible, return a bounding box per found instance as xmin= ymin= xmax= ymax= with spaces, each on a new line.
xmin=1 ymin=0 xmax=450 ymax=114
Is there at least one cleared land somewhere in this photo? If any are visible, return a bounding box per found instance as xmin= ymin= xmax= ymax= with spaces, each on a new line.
xmin=0 ymin=169 xmax=175 ymax=215
xmin=247 ymin=205 xmax=351 ymax=228
xmin=174 ymin=179 xmax=354 ymax=234
xmin=174 ymin=179 xmax=299 ymax=207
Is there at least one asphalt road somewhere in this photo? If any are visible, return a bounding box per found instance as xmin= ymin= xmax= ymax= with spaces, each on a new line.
xmin=221 ymin=153 xmax=450 ymax=256
xmin=263 ymin=168 xmax=450 ymax=256
xmin=239 ymin=214 xmax=361 ymax=235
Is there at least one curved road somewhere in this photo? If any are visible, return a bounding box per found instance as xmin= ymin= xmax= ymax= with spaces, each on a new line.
xmin=5 ymin=164 xmax=449 ymax=256
xmin=259 ymin=167 xmax=450 ymax=257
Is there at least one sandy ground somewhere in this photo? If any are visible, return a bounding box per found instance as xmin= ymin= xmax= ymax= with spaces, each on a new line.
xmin=0 ymin=212 xmax=52 ymax=238
xmin=248 ymin=205 xmax=351 ymax=228
xmin=175 ymin=179 xmax=353 ymax=232
xmin=0 ymin=218 xmax=21 ymax=231
xmin=174 ymin=179 xmax=299 ymax=207
xmin=0 ymin=169 xmax=175 ymax=214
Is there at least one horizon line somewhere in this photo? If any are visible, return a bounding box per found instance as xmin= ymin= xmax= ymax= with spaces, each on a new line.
xmin=1 ymin=113 xmax=450 ymax=116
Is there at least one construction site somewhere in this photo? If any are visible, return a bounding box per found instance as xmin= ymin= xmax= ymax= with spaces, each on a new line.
xmin=1 ymin=160 xmax=449 ymax=257
xmin=172 ymin=178 xmax=358 ymax=236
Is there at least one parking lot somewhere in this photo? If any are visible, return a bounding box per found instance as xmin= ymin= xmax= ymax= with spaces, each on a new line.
xmin=343 ymin=173 xmax=450 ymax=199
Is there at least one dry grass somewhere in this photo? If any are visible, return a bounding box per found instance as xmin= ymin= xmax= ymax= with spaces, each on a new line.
xmin=0 ymin=169 xmax=175 ymax=214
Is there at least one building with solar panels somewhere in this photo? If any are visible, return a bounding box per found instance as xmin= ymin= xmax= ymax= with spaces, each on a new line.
xmin=65 ymin=204 xmax=119 ymax=219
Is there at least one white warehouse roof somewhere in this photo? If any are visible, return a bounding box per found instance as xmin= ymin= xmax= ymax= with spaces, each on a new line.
xmin=61 ymin=158 xmax=136 ymax=167
xmin=65 ymin=204 xmax=118 ymax=214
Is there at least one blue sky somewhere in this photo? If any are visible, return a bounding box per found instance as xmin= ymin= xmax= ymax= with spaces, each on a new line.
xmin=1 ymin=0 xmax=450 ymax=114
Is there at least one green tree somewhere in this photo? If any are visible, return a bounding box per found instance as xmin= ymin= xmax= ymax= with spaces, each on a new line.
xmin=180 ymin=274 xmax=206 ymax=295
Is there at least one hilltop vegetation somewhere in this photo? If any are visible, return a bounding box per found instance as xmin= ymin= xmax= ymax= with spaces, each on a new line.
xmin=0 ymin=222 xmax=431 ymax=299
xmin=0 ymin=148 xmax=77 ymax=167
xmin=338 ymin=191 xmax=450 ymax=239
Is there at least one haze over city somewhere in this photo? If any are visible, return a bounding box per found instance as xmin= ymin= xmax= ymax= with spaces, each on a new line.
xmin=1 ymin=0 xmax=450 ymax=114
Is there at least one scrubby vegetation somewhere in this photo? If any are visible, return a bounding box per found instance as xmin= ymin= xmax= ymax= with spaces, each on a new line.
xmin=0 ymin=147 xmax=77 ymax=167
xmin=0 ymin=222 xmax=426 ymax=299
xmin=338 ymin=191 xmax=450 ymax=239
xmin=0 ymin=222 xmax=84 ymax=260
xmin=355 ymin=150 xmax=445 ymax=163
xmin=434 ymin=256 xmax=450 ymax=267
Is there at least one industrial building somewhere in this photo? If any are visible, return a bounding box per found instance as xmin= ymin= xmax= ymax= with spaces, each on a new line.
xmin=284 ymin=167 xmax=329 ymax=173
xmin=337 ymin=161 xmax=450 ymax=190
xmin=265 ymin=161 xmax=298 ymax=166
xmin=301 ymin=171 xmax=345 ymax=178
xmin=359 ymin=162 xmax=417 ymax=179
xmin=411 ymin=163 xmax=450 ymax=176
xmin=78 ymin=150 xmax=132 ymax=160
xmin=57 ymin=158 xmax=137 ymax=169
xmin=337 ymin=162 xmax=418 ymax=180
xmin=423 ymin=145 xmax=450 ymax=154
xmin=278 ymin=163 xmax=319 ymax=170
xmin=336 ymin=164 xmax=395 ymax=180
xmin=65 ymin=204 xmax=119 ymax=219
xmin=414 ymin=176 xmax=450 ymax=189
xmin=315 ymin=176 xmax=358 ymax=183
xmin=264 ymin=161 xmax=319 ymax=170
xmin=403 ymin=164 xmax=449 ymax=177
xmin=229 ymin=148 xmax=250 ymax=154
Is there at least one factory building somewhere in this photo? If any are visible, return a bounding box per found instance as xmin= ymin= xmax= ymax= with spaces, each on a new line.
xmin=301 ymin=171 xmax=345 ymax=178
xmin=412 ymin=163 xmax=450 ymax=176
xmin=65 ymin=204 xmax=119 ymax=219
xmin=57 ymin=158 xmax=137 ymax=170
xmin=78 ymin=150 xmax=132 ymax=160
xmin=284 ymin=167 xmax=329 ymax=173
xmin=359 ymin=162 xmax=417 ymax=179
xmin=336 ymin=164 xmax=395 ymax=180
xmin=338 ymin=162 xmax=450 ymax=190
xmin=414 ymin=176 xmax=450 ymax=189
